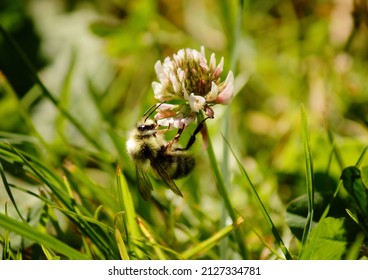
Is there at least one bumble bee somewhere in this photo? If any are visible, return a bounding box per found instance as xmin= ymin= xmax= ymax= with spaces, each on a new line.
xmin=126 ymin=118 xmax=201 ymax=200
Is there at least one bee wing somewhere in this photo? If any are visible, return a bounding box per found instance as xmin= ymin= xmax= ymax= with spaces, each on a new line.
xmin=136 ymin=167 xmax=153 ymax=200
xmin=149 ymin=156 xmax=183 ymax=198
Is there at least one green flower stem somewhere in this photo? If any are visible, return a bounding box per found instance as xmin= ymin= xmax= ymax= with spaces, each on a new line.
xmin=203 ymin=115 xmax=248 ymax=259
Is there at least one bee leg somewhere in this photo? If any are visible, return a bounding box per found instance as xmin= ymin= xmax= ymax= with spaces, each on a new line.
xmin=166 ymin=126 xmax=185 ymax=150
xmin=185 ymin=117 xmax=209 ymax=150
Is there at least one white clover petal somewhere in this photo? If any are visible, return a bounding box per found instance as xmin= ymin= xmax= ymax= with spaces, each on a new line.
xmin=169 ymin=73 xmax=180 ymax=93
xmin=209 ymin=53 xmax=216 ymax=71
xmin=163 ymin=57 xmax=172 ymax=66
xmin=155 ymin=61 xmax=170 ymax=85
xmin=188 ymin=93 xmax=206 ymax=112
xmin=152 ymin=81 xmax=162 ymax=95
xmin=200 ymin=61 xmax=209 ymax=72
xmin=156 ymin=103 xmax=178 ymax=111
xmin=172 ymin=115 xmax=195 ymax=128
xmin=200 ymin=46 xmax=206 ymax=57
xmin=156 ymin=114 xmax=194 ymax=129
xmin=153 ymin=81 xmax=174 ymax=101
xmin=176 ymin=49 xmax=185 ymax=60
xmin=182 ymin=83 xmax=189 ymax=100
xmin=177 ymin=68 xmax=186 ymax=83
xmin=157 ymin=117 xmax=174 ymax=127
xmin=190 ymin=48 xmax=201 ymax=61
xmin=172 ymin=118 xmax=184 ymax=128
xmin=206 ymin=82 xmax=219 ymax=102
xmin=154 ymin=61 xmax=163 ymax=76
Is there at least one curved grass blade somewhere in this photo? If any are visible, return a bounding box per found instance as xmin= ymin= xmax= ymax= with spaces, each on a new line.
xmin=181 ymin=217 xmax=244 ymax=259
xmin=222 ymin=135 xmax=292 ymax=260
xmin=0 ymin=162 xmax=25 ymax=222
xmin=137 ymin=217 xmax=167 ymax=260
xmin=0 ymin=213 xmax=89 ymax=260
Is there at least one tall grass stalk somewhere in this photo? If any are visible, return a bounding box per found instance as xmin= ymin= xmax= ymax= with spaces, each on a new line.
xmin=299 ymin=105 xmax=315 ymax=257
xmin=219 ymin=0 xmax=245 ymax=259
xmin=116 ymin=166 xmax=145 ymax=259
xmin=204 ymin=116 xmax=248 ymax=259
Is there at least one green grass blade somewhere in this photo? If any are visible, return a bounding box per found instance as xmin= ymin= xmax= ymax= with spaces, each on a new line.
xmin=7 ymin=144 xmax=73 ymax=207
xmin=116 ymin=166 xmax=144 ymax=259
xmin=55 ymin=49 xmax=76 ymax=138
xmin=182 ymin=217 xmax=244 ymax=259
xmin=299 ymin=105 xmax=315 ymax=256
xmin=41 ymin=245 xmax=61 ymax=260
xmin=137 ymin=217 xmax=167 ymax=260
xmin=205 ymin=121 xmax=248 ymax=259
xmin=219 ymin=0 xmax=244 ymax=260
xmin=355 ymin=145 xmax=368 ymax=168
xmin=345 ymin=232 xmax=365 ymax=260
xmin=327 ymin=128 xmax=345 ymax=170
xmin=115 ymin=227 xmax=130 ymax=260
xmin=0 ymin=162 xmax=26 ymax=222
xmin=0 ymin=213 xmax=89 ymax=259
xmin=222 ymin=135 xmax=292 ymax=260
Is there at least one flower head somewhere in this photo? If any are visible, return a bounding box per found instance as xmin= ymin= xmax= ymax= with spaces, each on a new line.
xmin=152 ymin=46 xmax=234 ymax=128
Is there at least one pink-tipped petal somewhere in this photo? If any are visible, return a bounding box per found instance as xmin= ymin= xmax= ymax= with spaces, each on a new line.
xmin=215 ymin=71 xmax=234 ymax=104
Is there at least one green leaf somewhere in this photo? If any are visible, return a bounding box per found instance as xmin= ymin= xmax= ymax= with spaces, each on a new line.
xmin=286 ymin=192 xmax=328 ymax=241
xmin=341 ymin=166 xmax=368 ymax=217
xmin=300 ymin=217 xmax=347 ymax=260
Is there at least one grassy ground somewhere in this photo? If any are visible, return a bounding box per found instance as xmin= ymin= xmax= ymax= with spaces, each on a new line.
xmin=0 ymin=0 xmax=368 ymax=260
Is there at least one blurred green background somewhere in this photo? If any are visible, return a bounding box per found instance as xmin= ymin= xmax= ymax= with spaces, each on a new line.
xmin=1 ymin=0 xmax=368 ymax=260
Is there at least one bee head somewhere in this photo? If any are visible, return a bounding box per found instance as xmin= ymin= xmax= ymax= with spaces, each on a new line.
xmin=137 ymin=119 xmax=157 ymax=136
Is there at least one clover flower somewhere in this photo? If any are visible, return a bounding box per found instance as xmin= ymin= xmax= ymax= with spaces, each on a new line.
xmin=151 ymin=46 xmax=234 ymax=128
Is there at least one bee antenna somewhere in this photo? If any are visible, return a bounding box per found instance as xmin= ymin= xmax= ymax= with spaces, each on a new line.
xmin=143 ymin=101 xmax=166 ymax=121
